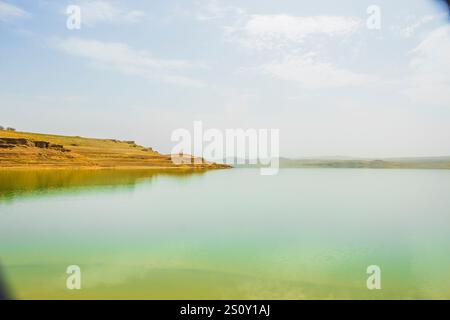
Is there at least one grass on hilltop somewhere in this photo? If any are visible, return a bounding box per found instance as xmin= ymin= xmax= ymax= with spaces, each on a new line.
xmin=0 ymin=130 xmax=227 ymax=170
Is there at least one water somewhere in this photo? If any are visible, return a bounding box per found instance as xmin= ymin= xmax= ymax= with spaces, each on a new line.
xmin=0 ymin=168 xmax=450 ymax=299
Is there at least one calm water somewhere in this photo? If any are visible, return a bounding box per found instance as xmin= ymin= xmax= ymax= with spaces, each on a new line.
xmin=1 ymin=168 xmax=450 ymax=299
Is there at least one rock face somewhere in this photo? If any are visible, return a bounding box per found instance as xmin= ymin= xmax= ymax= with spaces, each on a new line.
xmin=33 ymin=141 xmax=50 ymax=148
xmin=0 ymin=138 xmax=70 ymax=152
xmin=0 ymin=138 xmax=29 ymax=148
xmin=49 ymin=144 xmax=68 ymax=152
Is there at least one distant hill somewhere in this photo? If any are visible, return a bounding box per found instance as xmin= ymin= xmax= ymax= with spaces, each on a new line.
xmin=0 ymin=130 xmax=229 ymax=170
xmin=225 ymin=157 xmax=450 ymax=169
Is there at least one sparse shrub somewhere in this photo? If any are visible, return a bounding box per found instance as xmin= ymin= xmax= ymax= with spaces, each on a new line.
xmin=0 ymin=126 xmax=4 ymax=130
xmin=6 ymin=127 xmax=16 ymax=131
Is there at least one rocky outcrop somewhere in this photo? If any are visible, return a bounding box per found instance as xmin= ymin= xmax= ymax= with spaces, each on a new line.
xmin=33 ymin=141 xmax=50 ymax=148
xmin=49 ymin=144 xmax=69 ymax=152
xmin=0 ymin=138 xmax=70 ymax=152
xmin=0 ymin=138 xmax=29 ymax=148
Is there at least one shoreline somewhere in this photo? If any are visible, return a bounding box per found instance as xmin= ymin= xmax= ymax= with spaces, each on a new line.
xmin=0 ymin=165 xmax=231 ymax=171
xmin=0 ymin=130 xmax=231 ymax=171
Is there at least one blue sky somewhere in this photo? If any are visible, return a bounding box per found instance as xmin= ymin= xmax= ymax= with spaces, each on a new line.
xmin=1 ymin=0 xmax=450 ymax=157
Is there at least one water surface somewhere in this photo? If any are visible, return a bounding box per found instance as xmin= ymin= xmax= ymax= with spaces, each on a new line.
xmin=1 ymin=168 xmax=450 ymax=299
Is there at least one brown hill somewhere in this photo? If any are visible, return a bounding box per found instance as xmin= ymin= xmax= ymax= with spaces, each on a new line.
xmin=0 ymin=130 xmax=229 ymax=170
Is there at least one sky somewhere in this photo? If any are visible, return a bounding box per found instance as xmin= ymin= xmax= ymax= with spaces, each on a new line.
xmin=1 ymin=0 xmax=450 ymax=158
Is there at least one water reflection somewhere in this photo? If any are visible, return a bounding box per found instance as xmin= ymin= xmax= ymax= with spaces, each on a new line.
xmin=1 ymin=169 xmax=450 ymax=299
xmin=0 ymin=262 xmax=12 ymax=300
xmin=0 ymin=169 xmax=207 ymax=202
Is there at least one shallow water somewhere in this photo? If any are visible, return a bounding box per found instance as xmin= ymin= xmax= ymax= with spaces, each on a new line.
xmin=1 ymin=168 xmax=450 ymax=299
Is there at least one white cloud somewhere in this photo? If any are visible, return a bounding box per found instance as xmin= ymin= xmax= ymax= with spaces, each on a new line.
xmin=73 ymin=0 xmax=145 ymax=26
xmin=398 ymin=14 xmax=437 ymax=38
xmin=0 ymin=1 xmax=29 ymax=22
xmin=227 ymin=14 xmax=362 ymax=50
xmin=55 ymin=37 xmax=204 ymax=87
xmin=259 ymin=54 xmax=372 ymax=89
xmin=410 ymin=26 xmax=450 ymax=67
xmin=194 ymin=0 xmax=244 ymax=21
xmin=403 ymin=26 xmax=450 ymax=106
xmin=193 ymin=5 xmax=367 ymax=89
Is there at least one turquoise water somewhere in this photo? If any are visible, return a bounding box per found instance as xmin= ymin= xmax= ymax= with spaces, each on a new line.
xmin=1 ymin=168 xmax=450 ymax=299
